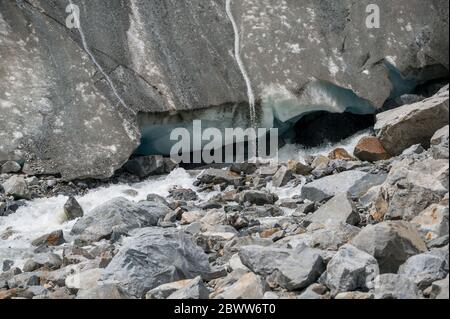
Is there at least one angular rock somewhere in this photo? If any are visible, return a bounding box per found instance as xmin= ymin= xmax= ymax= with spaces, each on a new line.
xmin=371 ymin=157 xmax=449 ymax=221
xmin=354 ymin=136 xmax=391 ymax=162
xmin=301 ymin=170 xmax=368 ymax=202
xmin=71 ymin=197 xmax=168 ymax=243
xmin=375 ymin=88 xmax=449 ymax=155
xmin=123 ymin=155 xmax=164 ymax=179
xmin=428 ymin=275 xmax=449 ymax=299
xmin=324 ymin=244 xmax=379 ymax=295
xmin=1 ymin=161 xmax=21 ymax=174
xmin=328 ymin=148 xmax=354 ymax=161
xmin=101 ymin=227 xmax=212 ymax=298
xmin=197 ymin=169 xmax=241 ymax=185
xmin=305 ymin=193 xmax=360 ymax=227
xmin=430 ymin=125 xmax=449 ymax=160
xmin=239 ymin=246 xmax=325 ymax=291
xmin=287 ymin=160 xmax=313 ymax=176
xmin=210 ymin=270 xmax=265 ymax=299
xmin=166 ymin=276 xmax=209 ymax=299
xmin=351 ymin=221 xmax=427 ymax=273
xmin=374 ymin=274 xmax=422 ymax=299
xmin=411 ymin=204 xmax=449 ymax=241
xmin=401 ymin=144 xmax=426 ymax=156
xmin=31 ymin=230 xmax=65 ymax=247
xmin=398 ymin=252 xmax=448 ymax=289
xmin=2 ymin=176 xmax=30 ymax=200
xmin=146 ymin=194 xmax=170 ymax=207
xmin=146 ymin=279 xmax=193 ymax=299
xmin=66 ymin=268 xmax=103 ymax=290
xmin=76 ymin=283 xmax=129 ymax=299
xmin=63 ymin=196 xmax=84 ymax=221
xmin=311 ymin=155 xmax=330 ymax=170
xmin=239 ymin=191 xmax=278 ymax=206
xmin=169 ymin=188 xmax=198 ymax=201
xmin=272 ymin=166 xmax=293 ymax=188
xmin=230 ymin=163 xmax=258 ymax=175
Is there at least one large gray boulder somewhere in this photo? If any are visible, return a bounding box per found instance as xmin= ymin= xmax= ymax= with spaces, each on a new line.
xmin=375 ymin=88 xmax=449 ymax=155
xmin=324 ymin=244 xmax=379 ymax=296
xmin=1 ymin=175 xmax=30 ymax=200
xmin=350 ymin=221 xmax=428 ymax=273
xmin=1 ymin=0 xmax=448 ymax=179
xmin=301 ymin=170 xmax=368 ymax=202
xmin=305 ymin=192 xmax=360 ymax=227
xmin=239 ymin=245 xmax=325 ymax=291
xmin=71 ymin=197 xmax=169 ymax=243
xmin=374 ymin=274 xmax=422 ymax=299
xmin=371 ymin=157 xmax=449 ymax=221
xmin=101 ymin=227 xmax=212 ymax=298
xmin=398 ymin=252 xmax=448 ymax=289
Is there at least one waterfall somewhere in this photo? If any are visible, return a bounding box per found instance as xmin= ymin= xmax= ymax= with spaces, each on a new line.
xmin=67 ymin=0 xmax=134 ymax=114
xmin=226 ymin=0 xmax=257 ymax=128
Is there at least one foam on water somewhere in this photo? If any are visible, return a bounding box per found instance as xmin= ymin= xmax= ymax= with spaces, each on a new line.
xmin=0 ymin=168 xmax=198 ymax=267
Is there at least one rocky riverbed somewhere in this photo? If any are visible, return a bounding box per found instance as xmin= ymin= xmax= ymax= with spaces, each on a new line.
xmin=0 ymin=87 xmax=449 ymax=300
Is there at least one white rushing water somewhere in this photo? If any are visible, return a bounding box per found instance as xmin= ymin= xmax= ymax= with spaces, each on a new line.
xmin=68 ymin=0 xmax=134 ymax=114
xmin=226 ymin=0 xmax=257 ymax=128
xmin=0 ymin=169 xmax=197 ymax=267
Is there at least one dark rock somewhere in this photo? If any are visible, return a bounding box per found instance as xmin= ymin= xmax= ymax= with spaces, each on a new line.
xmin=230 ymin=163 xmax=258 ymax=175
xmin=169 ymin=188 xmax=198 ymax=201
xmin=1 ymin=161 xmax=21 ymax=174
xmin=239 ymin=191 xmax=278 ymax=206
xmin=123 ymin=155 xmax=164 ymax=178
xmin=354 ymin=136 xmax=391 ymax=162
xmin=31 ymin=230 xmax=65 ymax=247
xmin=63 ymin=196 xmax=84 ymax=221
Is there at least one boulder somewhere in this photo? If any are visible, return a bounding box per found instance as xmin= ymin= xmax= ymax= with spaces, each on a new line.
xmin=375 ymin=88 xmax=449 ymax=155
xmin=304 ymin=193 xmax=360 ymax=227
xmin=301 ymin=170 xmax=368 ymax=202
xmin=101 ymin=227 xmax=212 ymax=298
xmin=373 ymin=274 xmax=422 ymax=299
xmin=239 ymin=191 xmax=278 ymax=206
xmin=31 ymin=230 xmax=65 ymax=247
xmin=71 ymin=197 xmax=168 ymax=243
xmin=430 ymin=125 xmax=449 ymax=160
xmin=272 ymin=166 xmax=293 ymax=188
xmin=371 ymin=157 xmax=449 ymax=221
xmin=398 ymin=252 xmax=448 ymax=289
xmin=2 ymin=176 xmax=30 ymax=200
xmin=210 ymin=270 xmax=265 ymax=299
xmin=239 ymin=246 xmax=325 ymax=291
xmin=1 ymin=161 xmax=21 ymax=174
xmin=230 ymin=163 xmax=258 ymax=175
xmin=428 ymin=275 xmax=449 ymax=299
xmin=328 ymin=148 xmax=354 ymax=161
xmin=287 ymin=160 xmax=313 ymax=176
xmin=411 ymin=204 xmax=449 ymax=241
xmin=123 ymin=155 xmax=164 ymax=179
xmin=324 ymin=244 xmax=379 ymax=296
xmin=350 ymin=221 xmax=427 ymax=273
xmin=63 ymin=196 xmax=84 ymax=221
xmin=169 ymin=188 xmax=198 ymax=201
xmin=353 ymin=136 xmax=391 ymax=162
xmin=166 ymin=276 xmax=209 ymax=299
xmin=146 ymin=279 xmax=194 ymax=299
xmin=311 ymin=156 xmax=330 ymax=170
xmin=197 ymin=169 xmax=242 ymax=185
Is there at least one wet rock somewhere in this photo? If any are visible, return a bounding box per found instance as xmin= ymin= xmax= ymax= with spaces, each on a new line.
xmin=166 ymin=276 xmax=209 ymax=299
xmin=1 ymin=161 xmax=21 ymax=174
xmin=230 ymin=163 xmax=258 ymax=175
xmin=398 ymin=252 xmax=448 ymax=289
xmin=123 ymin=155 xmax=164 ymax=178
xmin=354 ymin=136 xmax=391 ymax=162
xmin=287 ymin=160 xmax=313 ymax=176
xmin=304 ymin=193 xmax=360 ymax=227
xmin=101 ymin=227 xmax=212 ymax=298
xmin=371 ymin=157 xmax=449 ymax=221
xmin=411 ymin=204 xmax=449 ymax=241
xmin=328 ymin=148 xmax=354 ymax=161
xmin=197 ymin=169 xmax=241 ymax=185
xmin=63 ymin=196 xmax=84 ymax=221
xmin=271 ymin=166 xmax=293 ymax=188
xmin=323 ymin=244 xmax=379 ymax=296
xmin=146 ymin=194 xmax=170 ymax=207
xmin=2 ymin=260 xmax=13 ymax=272
xmin=428 ymin=275 xmax=449 ymax=299
xmin=430 ymin=125 xmax=449 ymax=160
xmin=239 ymin=246 xmax=325 ymax=291
xmin=31 ymin=230 xmax=65 ymax=247
xmin=375 ymin=88 xmax=449 ymax=155
xmin=350 ymin=221 xmax=427 ymax=273
xmin=301 ymin=170 xmax=368 ymax=202
xmin=71 ymin=197 xmax=167 ymax=243
xmin=311 ymin=156 xmax=330 ymax=170
xmin=169 ymin=188 xmax=198 ymax=201
xmin=239 ymin=191 xmax=278 ymax=206
xmin=374 ymin=274 xmax=422 ymax=299
xmin=2 ymin=176 xmax=30 ymax=200
xmin=211 ymin=270 xmax=265 ymax=299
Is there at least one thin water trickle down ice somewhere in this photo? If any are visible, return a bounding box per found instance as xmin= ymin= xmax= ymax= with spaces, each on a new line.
xmin=0 ymin=168 xmax=198 ymax=267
